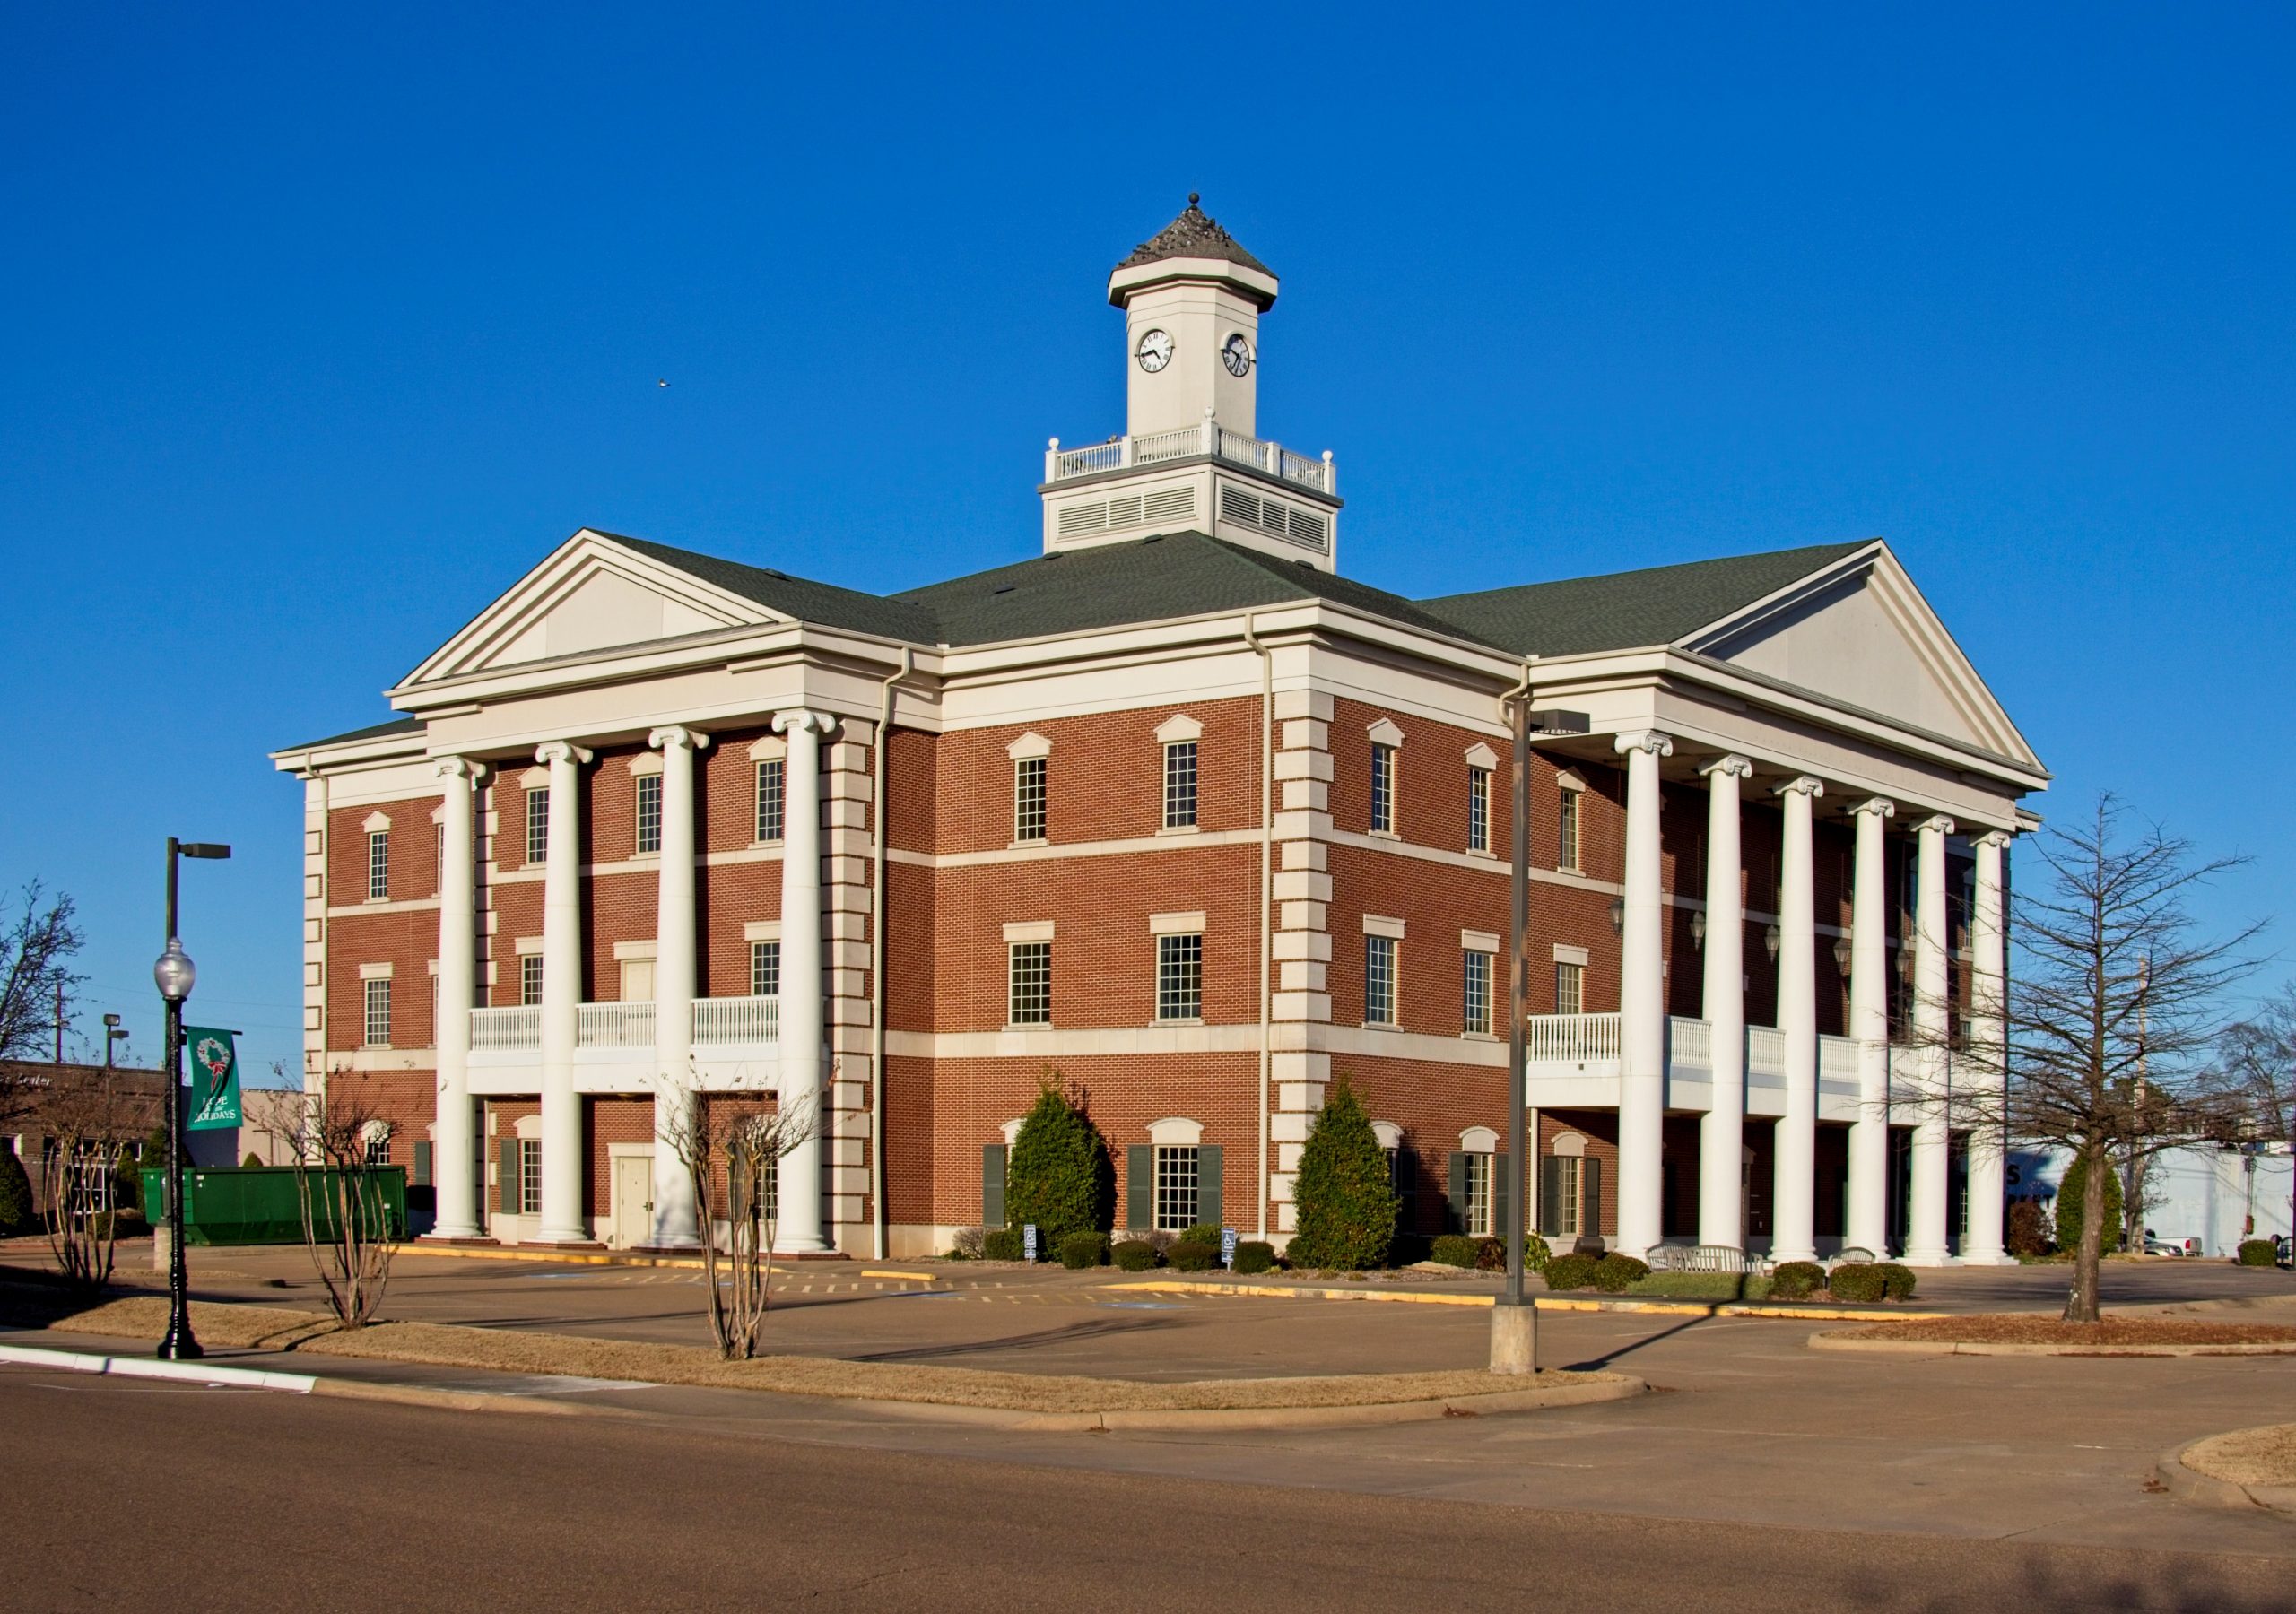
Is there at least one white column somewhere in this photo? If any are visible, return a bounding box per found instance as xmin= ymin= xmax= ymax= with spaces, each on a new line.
xmin=648 ymin=725 xmax=709 ymax=1248
xmin=1846 ymin=797 xmax=1895 ymax=1255
xmin=1905 ymin=812 xmax=1956 ymax=1265
xmin=428 ymin=757 xmax=483 ymax=1240
xmin=1962 ymin=829 xmax=2013 ymax=1264
xmin=1770 ymin=776 xmax=1824 ymax=1263
xmin=1697 ymin=755 xmax=1751 ymax=1248
xmin=772 ymin=709 xmax=836 ymax=1253
xmin=1613 ymin=730 xmax=1672 ymax=1257
xmin=535 ymin=739 xmax=593 ymax=1245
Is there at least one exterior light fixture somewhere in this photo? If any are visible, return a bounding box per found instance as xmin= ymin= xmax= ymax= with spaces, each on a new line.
xmin=1608 ymin=898 xmax=1624 ymax=935
xmin=156 ymin=837 xmax=230 ymax=1363
xmin=1689 ymin=911 xmax=1707 ymax=950
xmin=1763 ymin=923 xmax=1782 ymax=963
xmin=1832 ymin=935 xmax=1852 ymax=971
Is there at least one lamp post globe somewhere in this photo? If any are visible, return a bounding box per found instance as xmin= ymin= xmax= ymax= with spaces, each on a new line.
xmin=154 ymin=940 xmax=196 ymax=1003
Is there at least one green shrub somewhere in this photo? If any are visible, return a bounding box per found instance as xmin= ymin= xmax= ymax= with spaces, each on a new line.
xmin=1826 ymin=1263 xmax=1886 ymax=1303
xmin=1168 ymin=1240 xmax=1218 ymax=1272
xmin=0 ymin=1150 xmax=34 ymax=1237
xmin=2239 ymin=1238 xmax=2278 ymax=1268
xmin=1429 ymin=1234 xmax=1483 ymax=1269
xmin=2005 ymin=1198 xmax=2052 ymax=1258
xmin=1112 ymin=1239 xmax=1158 ymax=1271
xmin=1769 ymin=1260 xmax=1826 ymax=1300
xmin=1178 ymin=1222 xmax=1223 ymax=1247
xmin=1232 ymin=1240 xmax=1275 ymax=1274
xmin=982 ymin=1226 xmax=1024 ymax=1262
xmin=1004 ymin=1075 xmax=1111 ymax=1243
xmin=1285 ymin=1079 xmax=1398 ymax=1271
xmin=1524 ymin=1231 xmax=1552 ymax=1273
xmin=1542 ymin=1252 xmax=1602 ymax=1291
xmin=1591 ymin=1253 xmax=1649 ymax=1293
xmin=242 ymin=1151 xmax=265 ymax=1169
xmin=1057 ymin=1229 xmax=1109 ymax=1269
xmin=1874 ymin=1263 xmax=1918 ymax=1299
xmin=2053 ymin=1154 xmax=2124 ymax=1254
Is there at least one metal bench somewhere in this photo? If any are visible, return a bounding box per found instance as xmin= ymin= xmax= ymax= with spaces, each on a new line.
xmin=1642 ymin=1243 xmax=1752 ymax=1274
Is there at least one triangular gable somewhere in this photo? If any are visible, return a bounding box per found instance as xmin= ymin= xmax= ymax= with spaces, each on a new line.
xmin=398 ymin=530 xmax=789 ymax=686
xmin=1683 ymin=542 xmax=2040 ymax=768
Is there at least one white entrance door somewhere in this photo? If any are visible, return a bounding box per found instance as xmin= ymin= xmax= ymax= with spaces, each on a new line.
xmin=611 ymin=1155 xmax=654 ymax=1249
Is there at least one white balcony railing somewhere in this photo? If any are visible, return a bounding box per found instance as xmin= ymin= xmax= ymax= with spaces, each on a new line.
xmin=1666 ymin=1016 xmax=1713 ymax=1066
xmin=470 ymin=1005 xmax=541 ymax=1052
xmin=1745 ymin=1025 xmax=1787 ymax=1078
xmin=1818 ymin=1035 xmax=1859 ymax=1081
xmin=1522 ymin=1011 xmax=1622 ymax=1065
xmin=1046 ymin=421 xmax=1335 ymax=494
xmin=577 ymin=1001 xmax=656 ymax=1049
xmin=692 ymin=994 xmax=779 ymax=1047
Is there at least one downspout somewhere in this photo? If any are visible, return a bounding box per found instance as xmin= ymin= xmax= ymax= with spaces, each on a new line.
xmin=315 ymin=768 xmax=330 ymax=1114
xmin=1245 ymin=613 xmax=1273 ymax=1240
xmin=870 ymin=646 xmax=913 ymax=1262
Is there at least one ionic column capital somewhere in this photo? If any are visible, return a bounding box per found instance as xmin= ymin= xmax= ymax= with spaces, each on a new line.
xmin=433 ymin=756 xmax=488 ymax=785
xmin=1909 ymin=813 xmax=1957 ymax=837
xmin=648 ymin=725 xmax=712 ymax=753
xmin=1849 ymin=796 xmax=1896 ymax=820
xmin=1773 ymin=775 xmax=1825 ymax=801
xmin=1971 ymin=829 xmax=2013 ymax=850
xmin=535 ymin=740 xmax=594 ymax=767
xmin=1698 ymin=754 xmax=1752 ymax=780
xmin=771 ymin=709 xmax=840 ymax=740
xmin=1613 ymin=729 xmax=1674 ymax=759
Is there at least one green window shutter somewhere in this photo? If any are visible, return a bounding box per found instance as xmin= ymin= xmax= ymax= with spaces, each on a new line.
xmin=1196 ymin=1145 xmax=1222 ymax=1228
xmin=1447 ymin=1151 xmax=1467 ymax=1234
xmin=982 ymin=1144 xmax=1007 ymax=1227
xmin=1492 ymin=1152 xmax=1511 ymax=1238
xmin=500 ymin=1139 xmax=519 ymax=1212
xmin=1585 ymin=1157 xmax=1605 ymax=1239
xmin=1127 ymin=1145 xmax=1153 ymax=1230
xmin=1539 ymin=1157 xmax=1561 ymax=1235
xmin=412 ymin=1141 xmax=432 ymax=1187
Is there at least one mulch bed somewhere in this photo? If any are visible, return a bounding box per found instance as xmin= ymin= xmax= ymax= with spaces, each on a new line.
xmin=1848 ymin=1314 xmax=2296 ymax=1347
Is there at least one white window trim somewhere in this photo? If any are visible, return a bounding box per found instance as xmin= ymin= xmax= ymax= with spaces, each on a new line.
xmin=1464 ymin=742 xmax=1498 ymax=770
xmin=1364 ymin=932 xmax=1399 ymax=1028
xmin=1370 ymin=1120 xmax=1403 ymax=1150
xmin=1555 ymin=768 xmax=1587 ymax=793
xmin=1460 ymin=1124 xmax=1499 ymax=1153
xmin=612 ymin=940 xmax=657 ymax=961
xmin=1366 ymin=717 xmax=1405 ymax=748
xmin=743 ymin=920 xmax=783 ymax=942
xmin=746 ymin=735 xmax=787 ymax=761
xmin=513 ymin=1114 xmax=544 ymax=1141
xmin=1462 ymin=929 xmax=1500 ymax=953
xmin=1147 ymin=1116 xmax=1203 ymax=1146
xmin=358 ymin=961 xmax=394 ymax=980
xmin=1154 ymin=714 xmax=1204 ymax=743
xmin=1149 ymin=910 xmax=1206 ymax=935
xmin=626 ymin=751 xmax=664 ymax=777
xmin=1000 ymin=1117 xmax=1025 ymax=1148
xmin=1362 ymin=914 xmax=1405 ymax=940
xmin=1005 ymin=730 xmax=1052 ymax=759
xmin=514 ymin=935 xmax=545 ymax=957
xmin=1003 ymin=920 xmax=1056 ymax=942
xmin=518 ymin=766 xmax=549 ymax=789
xmin=1552 ymin=943 xmax=1591 ymax=967
xmin=1552 ymin=1131 xmax=1587 ymax=1158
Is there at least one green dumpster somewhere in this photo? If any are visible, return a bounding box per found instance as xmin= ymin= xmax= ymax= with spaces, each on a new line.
xmin=139 ymin=1164 xmax=407 ymax=1245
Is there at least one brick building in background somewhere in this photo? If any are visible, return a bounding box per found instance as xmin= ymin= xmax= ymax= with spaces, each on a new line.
xmin=273 ymin=201 xmax=2047 ymax=1263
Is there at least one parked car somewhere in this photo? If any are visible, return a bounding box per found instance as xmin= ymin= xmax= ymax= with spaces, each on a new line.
xmin=2142 ymin=1238 xmax=2185 ymax=1257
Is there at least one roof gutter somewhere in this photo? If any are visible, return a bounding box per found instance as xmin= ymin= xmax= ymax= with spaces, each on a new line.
xmin=869 ymin=646 xmax=913 ymax=1262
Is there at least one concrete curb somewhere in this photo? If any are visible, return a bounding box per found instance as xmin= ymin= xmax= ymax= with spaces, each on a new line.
xmin=386 ymin=1244 xmax=899 ymax=1278
xmin=2155 ymin=1439 xmax=2296 ymax=1519
xmin=1810 ymin=1332 xmax=2296 ymax=1357
xmin=0 ymin=1341 xmax=317 ymax=1393
xmin=1113 ymin=1280 xmax=1943 ymax=1324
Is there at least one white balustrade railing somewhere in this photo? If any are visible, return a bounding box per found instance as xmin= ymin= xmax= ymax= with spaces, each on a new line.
xmin=1045 ymin=424 xmax=1335 ymax=493
xmin=1522 ymin=1011 xmax=1622 ymax=1065
xmin=470 ymin=1005 xmax=541 ymax=1053
xmin=692 ymin=994 xmax=779 ymax=1047
xmin=1053 ymin=440 xmax=1125 ymax=478
xmin=1818 ymin=1035 xmax=1859 ymax=1080
xmin=1667 ymin=1016 xmax=1713 ymax=1067
xmin=1132 ymin=424 xmax=1205 ymax=464
xmin=577 ymin=1001 xmax=656 ymax=1049
xmin=1746 ymin=1025 xmax=1787 ymax=1077
xmin=1277 ymin=447 xmax=1332 ymax=491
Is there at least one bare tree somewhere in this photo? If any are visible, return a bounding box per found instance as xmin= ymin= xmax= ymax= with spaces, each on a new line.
xmin=1920 ymin=796 xmax=2260 ymax=1322
xmin=1 ymin=883 xmax=83 ymax=1126
xmin=2213 ymin=982 xmax=2296 ymax=1244
xmin=35 ymin=1065 xmax=144 ymax=1289
xmin=277 ymin=1069 xmax=400 ymax=1328
xmin=661 ymin=1081 xmax=814 ymax=1361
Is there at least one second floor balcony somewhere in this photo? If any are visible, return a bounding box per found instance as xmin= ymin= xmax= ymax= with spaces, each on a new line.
xmin=468 ymin=996 xmax=779 ymax=1088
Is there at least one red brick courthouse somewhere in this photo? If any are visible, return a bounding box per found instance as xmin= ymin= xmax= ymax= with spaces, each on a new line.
xmin=274 ymin=202 xmax=2046 ymax=1263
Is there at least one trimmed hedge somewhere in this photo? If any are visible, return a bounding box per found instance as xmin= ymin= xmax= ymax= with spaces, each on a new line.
xmin=1542 ymin=1252 xmax=1602 ymax=1291
xmin=1168 ymin=1240 xmax=1218 ymax=1272
xmin=1004 ymin=1077 xmax=1111 ymax=1243
xmin=1057 ymin=1229 xmax=1108 ymax=1269
xmin=1112 ymin=1239 xmax=1158 ymax=1271
xmin=1825 ymin=1263 xmax=1886 ymax=1303
xmin=2239 ymin=1238 xmax=2279 ymax=1267
xmin=1590 ymin=1253 xmax=1650 ymax=1293
xmin=1285 ymin=1078 xmax=1398 ymax=1271
xmin=1429 ymin=1234 xmax=1482 ymax=1269
xmin=1874 ymin=1263 xmax=1917 ymax=1299
xmin=982 ymin=1226 xmax=1024 ymax=1262
xmin=1769 ymin=1261 xmax=1826 ymax=1300
xmin=1232 ymin=1240 xmax=1275 ymax=1274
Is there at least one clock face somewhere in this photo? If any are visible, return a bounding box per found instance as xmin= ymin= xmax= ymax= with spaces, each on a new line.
xmin=1222 ymin=332 xmax=1253 ymax=377
xmin=1135 ymin=328 xmax=1174 ymax=373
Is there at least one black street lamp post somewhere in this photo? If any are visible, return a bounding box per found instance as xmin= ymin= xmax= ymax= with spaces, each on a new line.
xmin=156 ymin=837 xmax=230 ymax=1362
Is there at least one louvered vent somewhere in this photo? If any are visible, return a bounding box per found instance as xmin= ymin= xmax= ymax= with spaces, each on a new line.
xmin=1217 ymin=485 xmax=1328 ymax=553
xmin=1057 ymin=485 xmax=1196 ymax=539
xmin=1143 ymin=486 xmax=1193 ymax=522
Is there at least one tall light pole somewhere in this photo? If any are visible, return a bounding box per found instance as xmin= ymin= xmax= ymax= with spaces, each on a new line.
xmin=155 ymin=837 xmax=230 ymax=1361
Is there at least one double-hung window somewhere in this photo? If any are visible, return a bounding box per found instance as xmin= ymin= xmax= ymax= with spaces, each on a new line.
xmin=1467 ymin=767 xmax=1490 ymax=854
xmin=756 ymin=759 xmax=786 ymax=844
xmin=1014 ymin=756 xmax=1047 ymax=843
xmin=1370 ymin=742 xmax=1396 ymax=834
xmin=750 ymin=940 xmax=782 ymax=999
xmin=635 ymin=773 xmax=662 ymax=855
xmin=367 ymin=831 xmax=388 ymax=899
xmin=1460 ymin=1152 xmax=1492 ymax=1237
xmin=363 ymin=1133 xmax=392 ymax=1167
xmin=519 ymin=955 xmax=544 ymax=1007
xmin=1463 ymin=948 xmax=1493 ymax=1036
xmin=526 ymin=791 xmax=550 ymax=865
xmin=1153 ymin=1145 xmax=1200 ymax=1232
xmin=1008 ymin=941 xmax=1051 ymax=1026
xmin=1155 ymin=933 xmax=1203 ymax=1021
xmin=1556 ymin=785 xmax=1581 ymax=872
xmin=1554 ymin=959 xmax=1585 ymax=1017
xmin=363 ymin=978 xmax=392 ymax=1046
xmin=1162 ymin=741 xmax=1198 ymax=829
xmin=1365 ymin=934 xmax=1397 ymax=1026
xmin=517 ymin=1140 xmax=543 ymax=1216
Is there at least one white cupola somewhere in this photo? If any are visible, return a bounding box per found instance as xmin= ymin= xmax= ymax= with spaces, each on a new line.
xmin=1039 ymin=197 xmax=1341 ymax=569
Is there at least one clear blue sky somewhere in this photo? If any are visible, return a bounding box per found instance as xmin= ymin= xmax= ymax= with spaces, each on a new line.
xmin=4 ymin=5 xmax=2290 ymax=1084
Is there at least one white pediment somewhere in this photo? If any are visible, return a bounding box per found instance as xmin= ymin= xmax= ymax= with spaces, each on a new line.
xmin=400 ymin=530 xmax=787 ymax=685
xmin=1685 ymin=544 xmax=2038 ymax=767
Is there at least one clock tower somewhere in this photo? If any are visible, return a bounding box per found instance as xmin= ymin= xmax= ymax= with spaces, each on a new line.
xmin=1039 ymin=197 xmax=1341 ymax=569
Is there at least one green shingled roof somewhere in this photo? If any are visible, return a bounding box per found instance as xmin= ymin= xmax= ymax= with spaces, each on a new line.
xmin=1419 ymin=542 xmax=1873 ymax=656
xmin=281 ymin=715 xmax=422 ymax=751
xmin=603 ymin=533 xmax=938 ymax=643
